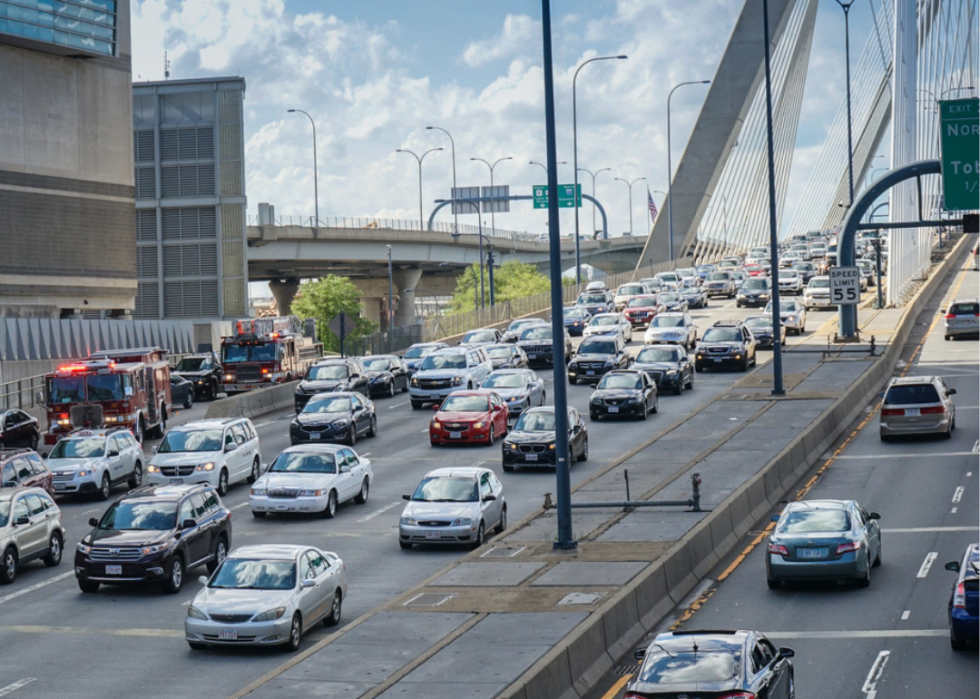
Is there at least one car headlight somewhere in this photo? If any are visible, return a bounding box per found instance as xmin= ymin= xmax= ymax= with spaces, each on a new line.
xmin=251 ymin=487 xmax=266 ymax=496
xmin=224 ymin=374 xmax=234 ymax=381
xmin=252 ymin=607 xmax=287 ymax=622
xmin=400 ymin=516 xmax=417 ymax=526
xmin=451 ymin=517 xmax=473 ymax=526
xmin=666 ymin=369 xmax=679 ymax=376
xmin=503 ymin=442 xmax=516 ymax=449
xmin=147 ymin=465 xmax=160 ymax=474
xmin=787 ymin=315 xmax=798 ymax=322
xmin=432 ymin=421 xmax=441 ymax=430
xmin=187 ymin=606 xmax=208 ymax=620
xmin=295 ymin=386 xmax=306 ymax=395
xmin=590 ymin=396 xmax=601 ymax=404
xmin=410 ymin=377 xmax=419 ymax=387
xmin=196 ymin=462 xmax=216 ymax=472
xmin=141 ymin=543 xmax=169 ymax=556
xmin=298 ymin=489 xmax=324 ymax=497
xmin=451 ymin=376 xmax=464 ymax=386
xmin=332 ymin=419 xmax=351 ymax=428
xmin=473 ymin=421 xmax=484 ymax=429
xmin=76 ymin=469 xmax=90 ymax=478
xmin=77 ymin=543 xmax=92 ymax=554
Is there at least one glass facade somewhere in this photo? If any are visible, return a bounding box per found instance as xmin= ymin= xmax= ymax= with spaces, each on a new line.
xmin=0 ymin=0 xmax=116 ymax=56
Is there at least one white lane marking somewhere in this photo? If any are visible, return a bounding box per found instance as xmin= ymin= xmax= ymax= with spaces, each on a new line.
xmin=0 ymin=571 xmax=74 ymax=607
xmin=952 ymin=486 xmax=965 ymax=503
xmin=0 ymin=679 xmax=36 ymax=696
xmin=387 ymin=402 xmax=408 ymax=410
xmin=861 ymin=650 xmax=890 ymax=698
xmin=882 ymin=526 xmax=978 ymax=533
xmin=360 ymin=452 xmax=371 ymax=458
xmin=82 ymin=508 xmax=102 ymax=515
xmin=230 ymin=501 xmax=250 ymax=511
xmin=951 ymin=507 xmax=958 ymax=514
xmin=968 ymin=471 xmax=974 ymax=477
xmin=357 ymin=501 xmax=401 ymax=523
xmin=917 ymin=552 xmax=938 ymax=578
xmin=834 ymin=451 xmax=978 ymax=460
xmin=973 ymin=439 xmax=979 ymax=453
xmin=901 ymin=610 xmax=910 ymax=621
xmin=764 ymin=629 xmax=945 ymax=639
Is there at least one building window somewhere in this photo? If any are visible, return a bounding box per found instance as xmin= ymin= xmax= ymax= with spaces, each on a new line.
xmin=0 ymin=0 xmax=117 ymax=57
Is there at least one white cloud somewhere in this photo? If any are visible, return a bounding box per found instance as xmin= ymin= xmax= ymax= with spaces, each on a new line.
xmin=461 ymin=14 xmax=539 ymax=68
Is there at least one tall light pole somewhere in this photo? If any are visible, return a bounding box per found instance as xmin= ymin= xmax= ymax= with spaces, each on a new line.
xmin=574 ymin=55 xmax=628 ymax=282
xmin=287 ymin=109 xmax=319 ymax=232
xmin=529 ymin=160 xmax=566 ymax=175
xmin=426 ymin=126 xmax=458 ymax=231
xmin=614 ymin=176 xmax=645 ymax=236
xmin=836 ymin=0 xmax=855 ymax=206
xmin=763 ymin=0 xmax=785 ymax=396
xmin=579 ymin=166 xmax=612 ymax=237
xmin=667 ymin=80 xmax=711 ymax=261
xmin=470 ymin=156 xmax=512 ymax=237
xmin=386 ymin=245 xmax=394 ymax=349
xmin=396 ymin=147 xmax=443 ymax=231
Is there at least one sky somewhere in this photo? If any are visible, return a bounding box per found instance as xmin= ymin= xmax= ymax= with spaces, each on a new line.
xmin=131 ymin=0 xmax=882 ymax=252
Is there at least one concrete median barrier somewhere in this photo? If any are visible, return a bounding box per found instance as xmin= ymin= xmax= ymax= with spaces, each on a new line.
xmin=204 ymin=381 xmax=299 ymax=420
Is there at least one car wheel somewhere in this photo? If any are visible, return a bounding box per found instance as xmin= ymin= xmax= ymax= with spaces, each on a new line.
xmin=29 ymin=432 xmax=39 ymax=451
xmin=399 ymin=540 xmax=413 ymax=550
xmin=873 ymin=540 xmax=882 ymax=567
xmin=216 ymin=468 xmax=229 ymax=496
xmin=540 ymin=390 xmax=547 ymax=406
xmin=590 ymin=412 xmax=598 ymax=421
xmin=856 ymin=554 xmax=871 ymax=588
xmin=487 ymin=424 xmax=495 ymax=446
xmin=495 ymin=507 xmax=507 ymax=534
xmin=368 ymin=415 xmax=378 ymax=438
xmin=578 ymin=438 xmax=589 ymax=462
xmin=183 ymin=393 xmax=194 ymax=410
xmin=135 ymin=417 xmax=146 ymax=445
xmin=503 ymin=461 xmax=514 ymax=472
xmin=951 ymin=629 xmax=968 ymax=651
xmin=321 ymin=490 xmax=338 ymax=519
xmin=252 ymin=510 xmax=267 ymax=518
xmin=640 ymin=404 xmax=648 ymax=420
xmin=188 ymin=642 xmax=208 ymax=651
xmin=97 ymin=473 xmax=111 ymax=501
xmin=695 ymin=363 xmax=703 ymax=373
xmin=652 ymin=398 xmax=659 ymax=414
xmin=206 ymin=535 xmax=229 ymax=574
xmin=346 ymin=425 xmax=357 ymax=446
xmin=471 ymin=521 xmax=486 ymax=549
xmin=284 ymin=613 xmax=302 ymax=652
xmin=247 ymin=458 xmax=261 ymax=485
xmin=766 ymin=576 xmax=780 ymax=590
xmin=161 ymin=555 xmax=184 ymax=594
xmin=944 ymin=334 xmax=950 ymax=341
xmin=686 ymin=373 xmax=694 ymax=390
xmin=325 ymin=590 xmax=342 ymax=626
xmin=78 ymin=579 xmax=100 ymax=593
xmin=354 ymin=478 xmax=370 ymax=505
xmin=411 ymin=400 xmax=423 ymax=410
xmin=43 ymin=532 xmax=63 ymax=567
xmin=128 ymin=461 xmax=143 ymax=489
xmin=388 ymin=381 xmax=396 ymax=398
xmin=569 ymin=375 xmax=577 ymax=385
xmin=674 ymin=382 xmax=682 ymax=396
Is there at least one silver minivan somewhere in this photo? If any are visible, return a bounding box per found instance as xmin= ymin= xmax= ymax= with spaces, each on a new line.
xmin=880 ymin=376 xmax=957 ymax=440
xmin=0 ymin=487 xmax=66 ymax=584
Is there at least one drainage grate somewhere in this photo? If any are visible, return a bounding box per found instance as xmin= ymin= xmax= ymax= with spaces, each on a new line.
xmin=614 ymin=664 xmax=637 ymax=676
xmin=558 ymin=592 xmax=602 ymax=606
xmin=402 ymin=592 xmax=456 ymax=607
xmin=480 ymin=546 xmax=526 ymax=559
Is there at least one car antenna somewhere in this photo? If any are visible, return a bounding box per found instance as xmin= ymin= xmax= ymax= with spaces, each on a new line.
xmin=652 ymin=642 xmax=675 ymax=659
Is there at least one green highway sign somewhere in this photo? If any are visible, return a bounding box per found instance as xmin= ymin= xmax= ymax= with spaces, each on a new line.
xmin=532 ymin=184 xmax=582 ymax=209
xmin=939 ymin=98 xmax=979 ymax=212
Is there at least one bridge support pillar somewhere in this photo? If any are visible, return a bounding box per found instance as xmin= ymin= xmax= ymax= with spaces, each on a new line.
xmin=392 ymin=267 xmax=423 ymax=327
xmin=269 ymin=277 xmax=300 ymax=316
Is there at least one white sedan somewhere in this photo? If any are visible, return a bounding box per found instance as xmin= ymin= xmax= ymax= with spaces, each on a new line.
xmin=582 ymin=313 xmax=633 ymax=342
xmin=185 ymin=544 xmax=348 ymax=652
xmin=250 ymin=444 xmax=373 ymax=519
xmin=776 ymin=269 xmax=804 ymax=295
xmin=764 ymin=299 xmax=808 ymax=335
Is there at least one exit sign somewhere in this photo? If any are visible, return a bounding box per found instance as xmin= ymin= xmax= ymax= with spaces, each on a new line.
xmin=532 ymin=184 xmax=581 ymax=209
xmin=939 ymin=98 xmax=979 ymax=211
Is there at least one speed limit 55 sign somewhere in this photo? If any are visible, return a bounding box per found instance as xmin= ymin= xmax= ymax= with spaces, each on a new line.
xmin=829 ymin=266 xmax=861 ymax=305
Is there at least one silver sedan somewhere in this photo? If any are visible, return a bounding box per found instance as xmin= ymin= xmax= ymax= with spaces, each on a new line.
xmin=185 ymin=544 xmax=348 ymax=652
xmin=480 ymin=369 xmax=546 ymax=419
xmin=765 ymin=299 xmax=807 ymax=335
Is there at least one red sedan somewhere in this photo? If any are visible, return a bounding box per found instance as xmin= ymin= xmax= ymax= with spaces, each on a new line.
xmin=744 ymin=264 xmax=767 ymax=278
xmin=623 ymin=295 xmax=666 ymax=328
xmin=430 ymin=390 xmax=509 ymax=446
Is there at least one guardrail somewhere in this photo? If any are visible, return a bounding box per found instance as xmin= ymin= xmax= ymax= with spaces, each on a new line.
xmin=0 ymin=375 xmax=44 ymax=412
xmin=247 ymin=214 xmax=536 ymax=241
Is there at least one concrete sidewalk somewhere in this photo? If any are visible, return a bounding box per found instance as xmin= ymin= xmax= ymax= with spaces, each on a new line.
xmin=233 ymin=237 xmax=971 ymax=699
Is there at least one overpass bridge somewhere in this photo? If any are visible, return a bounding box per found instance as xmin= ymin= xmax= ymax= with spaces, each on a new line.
xmin=246 ymin=221 xmax=645 ymax=324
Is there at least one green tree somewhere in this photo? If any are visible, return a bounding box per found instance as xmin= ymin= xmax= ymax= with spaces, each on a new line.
xmin=291 ymin=275 xmax=377 ymax=353
xmin=448 ymin=260 xmax=557 ymax=313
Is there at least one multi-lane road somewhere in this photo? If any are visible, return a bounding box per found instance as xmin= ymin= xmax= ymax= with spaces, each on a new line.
xmin=0 ymin=269 xmax=974 ymax=699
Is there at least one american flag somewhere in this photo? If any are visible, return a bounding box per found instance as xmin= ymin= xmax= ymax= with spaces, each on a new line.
xmin=647 ymin=187 xmax=658 ymax=222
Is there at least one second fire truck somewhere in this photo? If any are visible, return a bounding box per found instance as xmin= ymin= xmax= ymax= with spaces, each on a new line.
xmin=220 ymin=316 xmax=321 ymax=394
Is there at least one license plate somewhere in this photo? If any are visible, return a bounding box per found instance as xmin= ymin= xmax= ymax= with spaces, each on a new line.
xmin=425 ymin=531 xmax=440 ymax=540
xmin=608 ymin=406 xmax=619 ymax=413
xmin=714 ymin=358 xmax=722 ymax=363
xmin=169 ymin=478 xmax=184 ymax=485
xmin=528 ymin=354 xmax=537 ymax=359
xmin=905 ymin=408 xmax=920 ymax=416
xmin=526 ymin=453 xmax=538 ymax=461
xmin=276 ymin=504 xmax=289 ymax=511
xmin=310 ymin=432 xmax=321 ymax=440
xmin=106 ymin=565 xmax=122 ymax=575
xmin=450 ymin=431 xmax=462 ymax=439
xmin=54 ymin=483 xmax=66 ymax=491
xmin=219 ymin=629 xmax=238 ymax=641
xmin=799 ymin=548 xmax=827 ymax=559
xmin=586 ymin=370 xmax=595 ymax=376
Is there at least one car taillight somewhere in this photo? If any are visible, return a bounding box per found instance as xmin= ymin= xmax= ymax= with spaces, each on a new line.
xmin=623 ymin=694 xmax=647 ymax=699
xmin=953 ymin=582 xmax=967 ymax=609
xmin=880 ymin=408 xmax=903 ymax=416
xmin=768 ymin=542 xmax=789 ymax=556
xmin=945 ymin=314 xmax=955 ymax=319
xmin=718 ymin=693 xmax=756 ymax=699
xmin=920 ymin=406 xmax=945 ymax=414
xmin=837 ymin=541 xmax=861 ymax=555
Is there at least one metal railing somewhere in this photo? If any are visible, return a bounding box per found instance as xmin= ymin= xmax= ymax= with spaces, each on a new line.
xmin=0 ymin=375 xmax=44 ymax=412
xmin=247 ymin=214 xmax=537 ymax=241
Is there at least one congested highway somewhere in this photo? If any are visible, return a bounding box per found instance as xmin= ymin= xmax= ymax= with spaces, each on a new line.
xmin=0 ymin=273 xmax=854 ymax=699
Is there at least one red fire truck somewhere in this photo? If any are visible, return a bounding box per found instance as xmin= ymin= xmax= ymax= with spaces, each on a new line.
xmin=220 ymin=316 xmax=321 ymax=394
xmin=42 ymin=347 xmax=172 ymax=446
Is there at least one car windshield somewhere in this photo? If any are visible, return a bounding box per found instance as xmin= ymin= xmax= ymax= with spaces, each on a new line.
xmin=307 ymin=364 xmax=349 ymax=380
xmin=810 ymin=278 xmax=830 ymax=288
xmin=463 ymin=331 xmax=495 ymax=343
xmin=510 ymin=319 xmax=541 ymax=331
xmin=744 ymin=317 xmax=773 ymax=329
xmin=50 ymin=437 xmax=105 ymax=459
xmin=222 ymin=342 xmax=277 ymax=363
xmin=361 ymin=358 xmax=392 ymax=372
xmin=639 ymin=651 xmax=740 ymax=684
xmin=707 ymin=272 xmax=730 ymax=281
xmin=782 ymin=271 xmax=798 ymax=278
xmin=651 ymin=316 xmax=684 ymax=328
xmin=578 ymin=339 xmax=616 ymax=355
xmin=209 ymin=559 xmax=297 ymax=590
xmin=486 ymin=347 xmax=513 ymax=360
xmin=659 ymin=274 xmax=678 ymax=282
xmin=270 ymin=452 xmax=337 ymax=474
xmin=158 ymin=429 xmax=222 ymax=453
xmin=563 ymin=308 xmax=587 ymax=319
xmin=580 ymin=294 xmax=607 ymax=304
xmin=637 ymin=348 xmax=680 ymax=363
xmin=98 ymin=500 xmax=178 ymax=531
xmin=420 ymin=354 xmax=466 ymax=370
xmin=598 ymin=374 xmax=642 ymax=390
xmin=696 ymin=266 xmax=714 ymax=273
xmin=483 ymin=374 xmax=526 ymax=389
xmin=439 ymin=395 xmax=490 ymax=413
xmin=779 ymin=509 xmax=851 ymax=533
xmin=618 ymin=285 xmax=644 ymax=295
xmin=884 ymin=384 xmax=941 ymax=404
xmin=84 ymin=374 xmax=126 ymax=402
xmin=658 ymin=293 xmax=680 ymax=303
xmin=404 ymin=345 xmax=435 ymax=359
xmin=590 ymin=316 xmax=618 ymax=326
xmin=627 ymin=297 xmax=656 ymax=308
xmin=742 ymin=279 xmax=768 ymax=291
xmin=793 ymin=263 xmax=812 ymax=271
xmin=702 ymin=328 xmax=741 ymax=343
xmin=411 ymin=476 xmax=478 ymax=502
xmin=521 ymin=328 xmax=552 ymax=341
xmin=175 ymin=358 xmax=205 ymax=371
xmin=302 ymin=396 xmax=352 ymax=414
xmin=775 ymin=301 xmax=797 ymax=312
xmin=514 ymin=412 xmax=556 ymax=431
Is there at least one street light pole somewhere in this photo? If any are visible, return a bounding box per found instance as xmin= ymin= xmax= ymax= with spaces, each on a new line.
xmin=486 ymin=245 xmax=496 ymax=306
xmin=471 ymin=156 xmax=512 ymax=238
xmin=426 ymin=126 xmax=458 ymax=232
xmin=396 ymin=147 xmax=443 ymax=231
xmin=387 ymin=245 xmax=394 ymax=351
xmin=836 ymin=0 xmax=855 ymax=205
xmin=763 ymin=0 xmax=785 ymax=396
xmin=530 ymin=160 xmax=567 ymax=175
xmin=579 ymin=166 xmax=612 ymax=238
xmin=614 ymin=176 xmax=645 ymax=236
xmin=667 ymin=80 xmax=711 ymax=262
xmin=287 ymin=109 xmax=319 ymax=233
xmin=574 ymin=55 xmax=627 ymax=282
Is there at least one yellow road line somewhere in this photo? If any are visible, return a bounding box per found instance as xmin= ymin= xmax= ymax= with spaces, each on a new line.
xmin=0 ymin=624 xmax=184 ymax=637
xmin=600 ymin=673 xmax=633 ymax=699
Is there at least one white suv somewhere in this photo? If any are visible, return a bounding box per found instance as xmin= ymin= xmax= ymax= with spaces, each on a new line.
xmin=0 ymin=487 xmax=66 ymax=584
xmin=147 ymin=418 xmax=261 ymax=496
xmin=47 ymin=429 xmax=144 ymax=500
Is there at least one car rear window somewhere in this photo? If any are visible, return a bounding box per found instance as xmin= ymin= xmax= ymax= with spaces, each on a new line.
xmin=949 ymin=302 xmax=979 ymax=315
xmin=884 ymin=384 xmax=940 ymax=404
xmin=780 ymin=509 xmax=850 ymax=533
xmin=639 ymin=651 xmax=739 ymax=684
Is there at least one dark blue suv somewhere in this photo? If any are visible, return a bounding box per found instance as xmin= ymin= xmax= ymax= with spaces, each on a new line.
xmin=946 ymin=543 xmax=979 ymax=650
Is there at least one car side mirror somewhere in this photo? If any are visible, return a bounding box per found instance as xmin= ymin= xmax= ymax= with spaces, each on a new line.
xmin=402 ymin=494 xmax=411 ymax=501
xmin=634 ymin=648 xmax=647 ymax=660
xmin=948 ymin=388 xmax=957 ymax=395
xmin=868 ymin=512 xmax=880 ymax=520
xmin=89 ymin=517 xmax=100 ymax=527
xmin=770 ymin=514 xmax=780 ymax=522
xmin=483 ymin=493 xmax=496 ymax=501
xmin=181 ymin=518 xmax=197 ymax=530
xmin=14 ymin=515 xmax=30 ymax=526
xmin=107 ymin=450 xmax=119 ymax=457
xmin=224 ymin=443 xmax=236 ymax=452
xmin=35 ymin=390 xmax=46 ymax=407
xmin=778 ymin=647 xmax=795 ymax=659
xmin=199 ymin=575 xmax=209 ymax=586
xmin=340 ymin=465 xmax=351 ymax=473
xmin=945 ymin=561 xmax=961 ymax=572
xmin=432 ymin=404 xmax=441 ymax=411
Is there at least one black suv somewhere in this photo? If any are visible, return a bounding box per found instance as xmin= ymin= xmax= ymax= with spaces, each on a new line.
xmin=294 ymin=358 xmax=370 ymax=411
xmin=695 ymin=320 xmax=757 ymax=372
xmin=74 ymin=484 xmax=232 ymax=594
xmin=173 ymin=352 xmax=223 ymax=401
xmin=0 ymin=410 xmax=40 ymax=451
xmin=567 ymin=335 xmax=630 ymax=385
xmin=516 ymin=326 xmax=572 ymax=369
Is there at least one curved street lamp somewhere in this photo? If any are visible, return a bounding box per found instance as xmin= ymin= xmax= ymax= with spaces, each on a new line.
xmin=426 ymin=126 xmax=457 ymax=232
xmin=578 ymin=167 xmax=612 ymax=238
xmin=396 ymin=147 xmax=443 ymax=231
xmin=287 ymin=109 xmax=319 ymax=231
xmin=614 ymin=176 xmax=646 ymax=236
xmin=666 ymin=80 xmax=711 ymax=261
xmin=470 ymin=156 xmax=512 ymax=237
